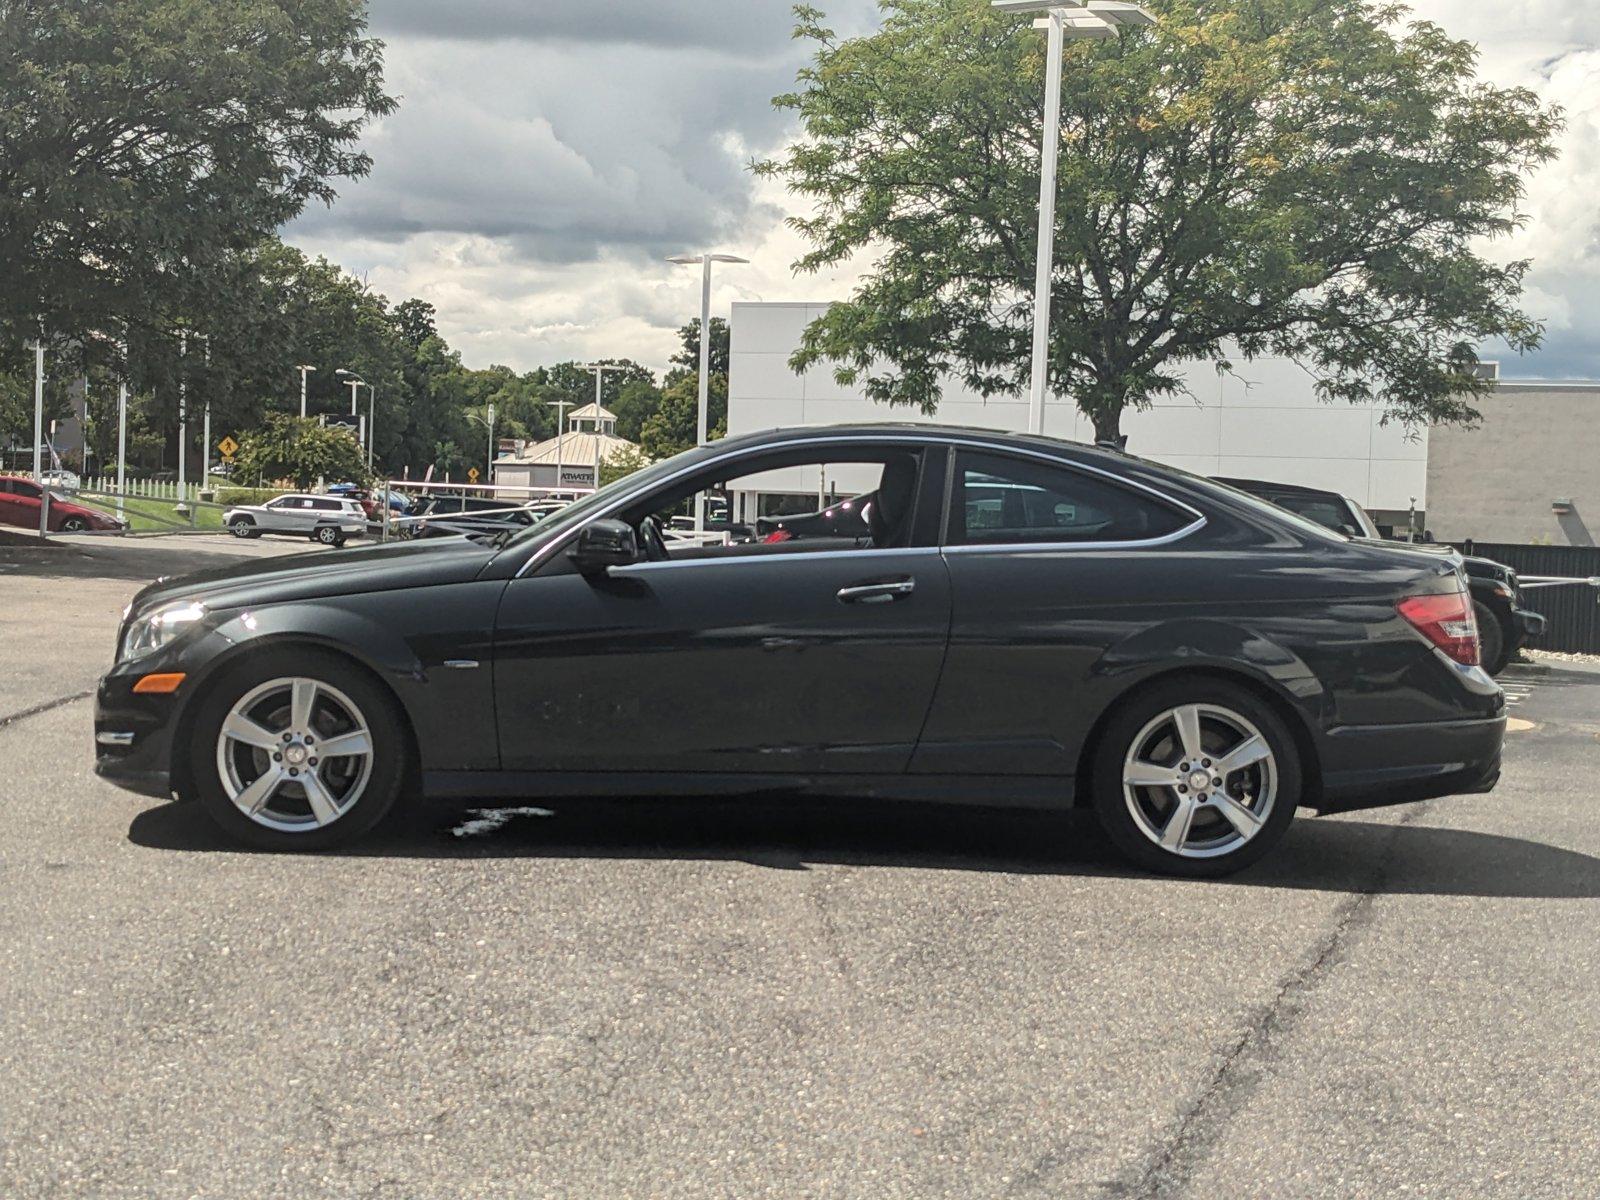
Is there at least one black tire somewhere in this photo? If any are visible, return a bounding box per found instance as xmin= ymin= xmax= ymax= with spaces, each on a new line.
xmin=1089 ymin=677 xmax=1302 ymax=878
xmin=314 ymin=525 xmax=341 ymax=546
xmin=1474 ymin=601 xmax=1509 ymax=676
xmin=188 ymin=648 xmax=409 ymax=851
xmin=60 ymin=516 xmax=89 ymax=532
xmin=229 ymin=516 xmax=259 ymax=539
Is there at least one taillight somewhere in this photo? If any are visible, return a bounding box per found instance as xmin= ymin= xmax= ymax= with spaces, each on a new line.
xmin=1397 ymin=589 xmax=1479 ymax=666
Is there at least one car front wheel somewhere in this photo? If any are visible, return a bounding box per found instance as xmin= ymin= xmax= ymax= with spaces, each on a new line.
xmin=1090 ymin=679 xmax=1301 ymax=877
xmin=229 ymin=517 xmax=259 ymax=539
xmin=188 ymin=652 xmax=407 ymax=850
xmin=60 ymin=516 xmax=89 ymax=532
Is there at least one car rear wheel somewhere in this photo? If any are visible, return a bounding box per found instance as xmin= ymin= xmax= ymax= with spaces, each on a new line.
xmin=313 ymin=525 xmax=344 ymax=546
xmin=189 ymin=652 xmax=407 ymax=850
xmin=229 ymin=516 xmax=259 ymax=539
xmin=1090 ymin=679 xmax=1301 ymax=877
xmin=1474 ymin=600 xmax=1509 ymax=676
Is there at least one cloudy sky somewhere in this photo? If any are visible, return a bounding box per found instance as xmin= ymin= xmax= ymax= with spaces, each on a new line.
xmin=285 ymin=0 xmax=1600 ymax=380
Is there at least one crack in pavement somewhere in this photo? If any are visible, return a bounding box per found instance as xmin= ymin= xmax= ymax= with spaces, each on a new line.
xmin=0 ymin=690 xmax=93 ymax=731
xmin=1121 ymin=805 xmax=1429 ymax=1200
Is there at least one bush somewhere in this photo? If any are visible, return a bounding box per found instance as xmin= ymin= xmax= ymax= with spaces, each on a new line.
xmin=216 ymin=487 xmax=288 ymax=506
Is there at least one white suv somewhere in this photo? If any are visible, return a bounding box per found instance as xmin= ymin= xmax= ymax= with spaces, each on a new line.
xmin=224 ymin=494 xmax=367 ymax=546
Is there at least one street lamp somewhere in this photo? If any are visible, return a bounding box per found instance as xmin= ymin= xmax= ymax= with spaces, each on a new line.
xmin=336 ymin=369 xmax=375 ymax=470
xmin=546 ymin=396 xmax=572 ymax=495
xmin=465 ymin=404 xmax=496 ymax=486
xmin=296 ymin=364 xmax=316 ymax=419
xmin=668 ymin=251 xmax=747 ymax=527
xmin=992 ymin=0 xmax=1155 ymax=434
xmin=176 ymin=331 xmax=209 ymax=505
xmin=577 ymin=363 xmax=625 ymax=492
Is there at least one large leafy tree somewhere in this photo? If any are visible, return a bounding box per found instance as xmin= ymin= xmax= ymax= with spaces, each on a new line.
xmin=761 ymin=0 xmax=1562 ymax=440
xmin=0 ymin=0 xmax=394 ymax=346
xmin=233 ymin=412 xmax=372 ymax=489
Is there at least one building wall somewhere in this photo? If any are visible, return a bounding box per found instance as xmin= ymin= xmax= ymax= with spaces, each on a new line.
xmin=1427 ymin=383 xmax=1600 ymax=546
xmin=728 ymin=301 xmax=1429 ymax=511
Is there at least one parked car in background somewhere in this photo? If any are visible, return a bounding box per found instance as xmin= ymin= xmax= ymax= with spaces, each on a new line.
xmin=0 ymin=475 xmax=126 ymax=533
xmin=408 ymin=493 xmax=546 ymax=540
xmin=39 ymin=469 xmax=81 ymax=492
xmin=223 ymin=494 xmax=367 ymax=546
xmin=97 ymin=424 xmax=1504 ymax=876
xmin=325 ymin=484 xmax=382 ymax=522
xmin=1215 ymin=477 xmax=1543 ymax=674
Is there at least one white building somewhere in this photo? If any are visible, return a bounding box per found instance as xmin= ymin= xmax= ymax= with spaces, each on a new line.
xmin=492 ymin=403 xmax=637 ymax=496
xmin=727 ymin=301 xmax=1429 ymax=528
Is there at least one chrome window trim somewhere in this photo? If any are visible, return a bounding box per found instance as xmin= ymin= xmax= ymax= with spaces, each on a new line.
xmin=606 ymin=545 xmax=944 ymax=576
xmin=512 ymin=433 xmax=1206 ymax=579
xmin=941 ymin=514 xmax=1207 ymax=555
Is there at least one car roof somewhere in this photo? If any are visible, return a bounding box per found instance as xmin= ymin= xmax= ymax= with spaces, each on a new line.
xmin=1212 ymin=476 xmax=1349 ymax=503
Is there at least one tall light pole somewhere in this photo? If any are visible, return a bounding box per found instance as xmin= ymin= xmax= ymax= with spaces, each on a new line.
xmin=577 ymin=363 xmax=624 ymax=492
xmin=30 ymin=336 xmax=44 ymax=487
xmin=992 ymin=0 xmax=1154 ymax=434
xmin=546 ymin=396 xmax=572 ymax=494
xmin=336 ymin=369 xmax=374 ymax=469
xmin=176 ymin=332 xmax=188 ymax=503
xmin=190 ymin=334 xmax=211 ymax=486
xmin=668 ymin=252 xmax=747 ymax=526
xmin=296 ymin=364 xmax=316 ymax=418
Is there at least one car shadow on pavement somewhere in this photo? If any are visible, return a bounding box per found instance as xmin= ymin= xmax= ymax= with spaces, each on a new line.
xmin=126 ymin=797 xmax=1600 ymax=899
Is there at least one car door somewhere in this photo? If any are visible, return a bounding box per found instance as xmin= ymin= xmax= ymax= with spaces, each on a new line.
xmin=0 ymin=480 xmax=18 ymax=528
xmin=911 ymin=448 xmax=1203 ymax=777
xmin=491 ymin=443 xmax=953 ymax=776
xmin=6 ymin=479 xmax=44 ymax=530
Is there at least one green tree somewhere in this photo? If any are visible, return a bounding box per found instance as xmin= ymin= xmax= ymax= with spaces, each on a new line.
xmin=234 ymin=412 xmax=371 ymax=489
xmin=640 ymin=372 xmax=726 ymax=461
xmin=761 ymin=0 xmax=1562 ymax=440
xmin=671 ymin=317 xmax=730 ymax=377
xmin=600 ymin=442 xmax=652 ymax=486
xmin=0 ymin=0 xmax=395 ymax=348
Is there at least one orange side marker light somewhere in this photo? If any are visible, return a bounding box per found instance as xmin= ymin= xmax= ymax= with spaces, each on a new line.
xmin=132 ymin=673 xmax=187 ymax=695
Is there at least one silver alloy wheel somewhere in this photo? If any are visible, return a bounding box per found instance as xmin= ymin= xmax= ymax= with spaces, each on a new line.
xmin=215 ymin=677 xmax=375 ymax=833
xmin=1121 ymin=703 xmax=1277 ymax=860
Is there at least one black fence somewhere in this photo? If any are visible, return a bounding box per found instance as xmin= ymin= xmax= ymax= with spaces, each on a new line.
xmin=1455 ymin=542 xmax=1600 ymax=654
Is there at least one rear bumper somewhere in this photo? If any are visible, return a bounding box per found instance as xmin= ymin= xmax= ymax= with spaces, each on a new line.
xmin=1313 ymin=714 xmax=1505 ymax=815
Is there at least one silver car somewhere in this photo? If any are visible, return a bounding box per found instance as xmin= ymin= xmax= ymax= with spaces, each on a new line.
xmin=224 ymin=494 xmax=367 ymax=546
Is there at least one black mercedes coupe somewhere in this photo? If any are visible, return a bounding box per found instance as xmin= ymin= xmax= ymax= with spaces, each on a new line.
xmin=95 ymin=425 xmax=1505 ymax=876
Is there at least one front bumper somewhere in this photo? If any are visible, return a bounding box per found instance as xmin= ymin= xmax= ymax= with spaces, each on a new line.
xmin=1313 ymin=713 xmax=1506 ymax=815
xmin=1512 ymin=607 xmax=1546 ymax=645
xmin=94 ymin=670 xmax=183 ymax=798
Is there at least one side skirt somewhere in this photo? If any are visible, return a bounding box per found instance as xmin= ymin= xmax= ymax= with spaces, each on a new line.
xmin=422 ymin=770 xmax=1078 ymax=810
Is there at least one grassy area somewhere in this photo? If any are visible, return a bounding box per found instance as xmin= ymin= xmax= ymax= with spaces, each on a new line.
xmin=79 ymin=493 xmax=225 ymax=534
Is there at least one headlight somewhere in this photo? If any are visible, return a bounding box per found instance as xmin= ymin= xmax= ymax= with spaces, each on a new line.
xmin=119 ymin=602 xmax=207 ymax=663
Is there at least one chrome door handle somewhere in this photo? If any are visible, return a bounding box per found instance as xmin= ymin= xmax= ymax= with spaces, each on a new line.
xmin=836 ymin=579 xmax=915 ymax=605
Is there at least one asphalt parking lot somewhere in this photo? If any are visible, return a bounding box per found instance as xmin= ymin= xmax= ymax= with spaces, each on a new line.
xmin=3 ymin=537 xmax=1599 ymax=1199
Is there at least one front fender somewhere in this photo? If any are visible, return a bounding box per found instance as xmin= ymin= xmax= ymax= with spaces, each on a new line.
xmin=177 ymin=587 xmax=503 ymax=773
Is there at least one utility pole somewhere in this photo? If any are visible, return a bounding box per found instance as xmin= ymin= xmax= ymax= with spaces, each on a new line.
xmin=297 ymin=364 xmax=316 ymax=418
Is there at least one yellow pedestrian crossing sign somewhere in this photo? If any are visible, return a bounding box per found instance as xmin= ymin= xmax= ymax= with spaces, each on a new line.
xmin=217 ymin=436 xmax=239 ymax=460
xmin=467 ymin=467 xmax=481 ymax=483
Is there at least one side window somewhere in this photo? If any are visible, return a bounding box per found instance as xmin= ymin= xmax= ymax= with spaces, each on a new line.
xmin=312 ymin=499 xmax=339 ymax=511
xmin=14 ymin=481 xmax=42 ymax=500
xmin=949 ymin=452 xmax=1190 ymax=546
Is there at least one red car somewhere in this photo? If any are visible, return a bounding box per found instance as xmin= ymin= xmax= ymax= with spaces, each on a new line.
xmin=0 ymin=475 xmax=126 ymax=533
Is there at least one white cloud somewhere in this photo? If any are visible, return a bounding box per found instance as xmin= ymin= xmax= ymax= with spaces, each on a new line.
xmin=287 ymin=1 xmax=1600 ymax=379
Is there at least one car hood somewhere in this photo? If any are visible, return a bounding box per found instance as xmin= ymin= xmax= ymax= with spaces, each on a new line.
xmin=126 ymin=536 xmax=500 ymax=618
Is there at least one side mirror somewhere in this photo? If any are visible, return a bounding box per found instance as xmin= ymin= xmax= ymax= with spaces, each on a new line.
xmin=569 ymin=519 xmax=638 ymax=573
